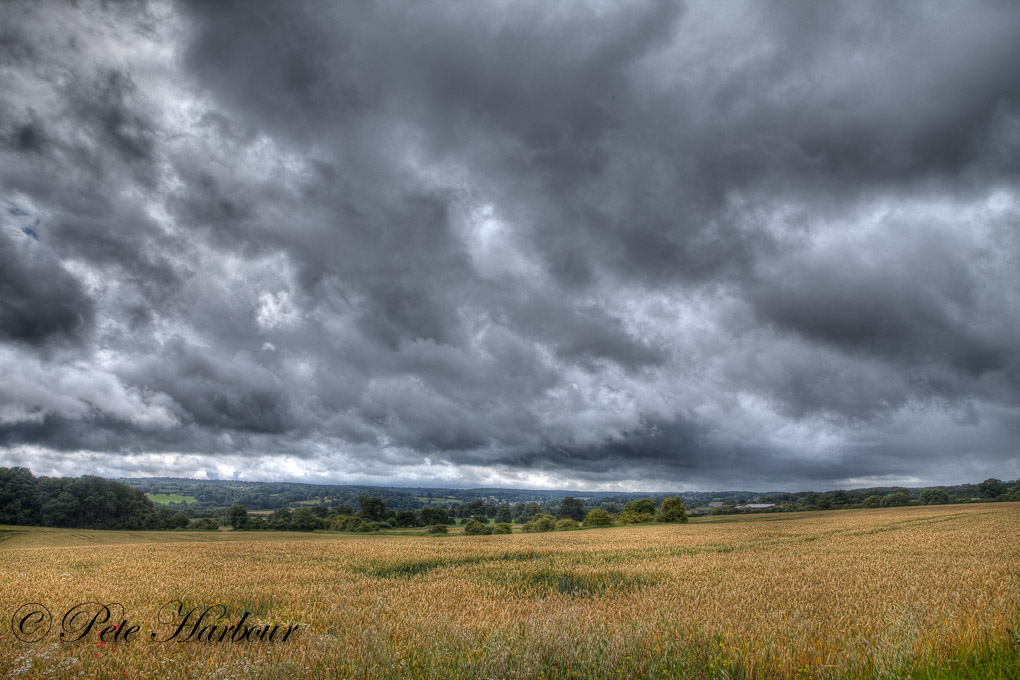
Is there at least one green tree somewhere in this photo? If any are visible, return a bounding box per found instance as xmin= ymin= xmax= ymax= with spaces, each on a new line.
xmin=459 ymin=500 xmax=486 ymax=518
xmin=555 ymin=518 xmax=581 ymax=530
xmin=882 ymin=492 xmax=910 ymax=507
xmin=919 ymin=488 xmax=949 ymax=505
xmin=189 ymin=517 xmax=219 ymax=531
xmin=514 ymin=503 xmax=544 ymax=523
xmin=492 ymin=522 xmax=512 ymax=534
xmin=269 ymin=507 xmax=293 ymax=529
xmin=40 ymin=492 xmax=79 ymax=527
xmin=658 ymin=497 xmax=689 ymax=523
xmin=861 ymin=495 xmax=883 ymax=508
xmin=797 ymin=492 xmax=829 ymax=510
xmin=395 ymin=510 xmax=419 ymax=527
xmin=292 ymin=506 xmax=327 ymax=530
xmin=584 ymin=509 xmax=612 ymax=527
xmin=495 ymin=504 xmax=512 ymax=524
xmin=357 ymin=496 xmax=387 ymax=521
xmin=826 ymin=490 xmax=850 ymax=507
xmin=623 ymin=498 xmax=656 ymax=514
xmin=0 ymin=467 xmax=41 ymax=525
xmin=557 ymin=497 xmax=586 ymax=522
xmin=419 ymin=507 xmax=449 ymax=525
xmin=228 ymin=504 xmax=249 ymax=530
xmin=979 ymin=478 xmax=1006 ymax=499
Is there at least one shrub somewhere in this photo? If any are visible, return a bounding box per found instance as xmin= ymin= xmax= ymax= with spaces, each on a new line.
xmin=522 ymin=513 xmax=557 ymax=533
xmin=861 ymin=495 xmax=883 ymax=508
xmin=584 ymin=509 xmax=612 ymax=527
xmin=330 ymin=514 xmax=363 ymax=531
xmin=464 ymin=519 xmax=492 ymax=535
xmin=620 ymin=510 xmax=656 ymax=524
xmin=386 ymin=517 xmax=398 ymax=528
xmin=189 ymin=517 xmax=219 ymax=531
xmin=352 ymin=521 xmax=378 ymax=532
xmin=425 ymin=524 xmax=448 ymax=534
xmin=556 ymin=518 xmax=581 ymax=530
xmin=492 ymin=522 xmax=512 ymax=534
xmin=169 ymin=511 xmax=190 ymax=529
xmin=658 ymin=497 xmax=689 ymax=523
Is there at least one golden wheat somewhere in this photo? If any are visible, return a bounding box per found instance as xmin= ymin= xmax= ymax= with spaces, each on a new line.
xmin=1 ymin=503 xmax=1018 ymax=679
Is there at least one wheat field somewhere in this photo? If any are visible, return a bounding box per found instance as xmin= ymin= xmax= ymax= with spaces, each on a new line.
xmin=1 ymin=503 xmax=1018 ymax=679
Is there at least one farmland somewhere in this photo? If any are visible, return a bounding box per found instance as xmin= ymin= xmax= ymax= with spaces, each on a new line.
xmin=1 ymin=504 xmax=1018 ymax=679
xmin=144 ymin=494 xmax=198 ymax=505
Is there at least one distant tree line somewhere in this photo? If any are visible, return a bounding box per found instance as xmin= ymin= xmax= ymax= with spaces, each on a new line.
xmin=702 ymin=479 xmax=1019 ymax=515
xmin=3 ymin=467 xmax=1016 ymax=532
xmin=117 ymin=477 xmax=423 ymax=511
xmin=0 ymin=467 xmax=189 ymax=530
xmin=210 ymin=494 xmax=690 ymax=534
xmin=115 ymin=476 xmax=1020 ymax=521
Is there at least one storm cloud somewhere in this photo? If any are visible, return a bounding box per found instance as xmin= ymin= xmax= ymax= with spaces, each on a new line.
xmin=0 ymin=0 xmax=1017 ymax=490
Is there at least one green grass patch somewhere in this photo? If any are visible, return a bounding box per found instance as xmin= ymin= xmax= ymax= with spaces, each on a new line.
xmin=145 ymin=493 xmax=197 ymax=504
xmin=360 ymin=549 xmax=545 ymax=578
xmin=491 ymin=567 xmax=656 ymax=598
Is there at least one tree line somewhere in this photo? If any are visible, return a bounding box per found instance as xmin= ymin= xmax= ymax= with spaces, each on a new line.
xmin=2 ymin=467 xmax=1016 ymax=532
xmin=0 ymin=467 xmax=189 ymax=530
xmin=114 ymin=476 xmax=1020 ymax=520
xmin=216 ymin=494 xmax=689 ymax=533
xmin=707 ymin=479 xmax=1019 ymax=514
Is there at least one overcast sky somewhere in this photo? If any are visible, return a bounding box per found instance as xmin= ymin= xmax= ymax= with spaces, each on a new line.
xmin=1 ymin=1 xmax=1018 ymax=491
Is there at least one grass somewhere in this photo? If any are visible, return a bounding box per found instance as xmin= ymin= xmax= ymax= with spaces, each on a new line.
xmin=144 ymin=493 xmax=198 ymax=505
xmin=1 ymin=504 xmax=1018 ymax=679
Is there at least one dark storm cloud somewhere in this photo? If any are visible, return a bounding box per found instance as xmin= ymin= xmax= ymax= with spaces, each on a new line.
xmin=128 ymin=338 xmax=297 ymax=435
xmin=0 ymin=0 xmax=1018 ymax=489
xmin=0 ymin=222 xmax=95 ymax=346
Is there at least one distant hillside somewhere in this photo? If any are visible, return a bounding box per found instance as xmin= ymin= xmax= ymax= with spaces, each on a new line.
xmin=114 ymin=475 xmax=1018 ymax=514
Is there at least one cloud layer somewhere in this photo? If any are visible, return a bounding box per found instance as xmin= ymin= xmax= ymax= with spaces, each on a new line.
xmin=1 ymin=0 xmax=1018 ymax=489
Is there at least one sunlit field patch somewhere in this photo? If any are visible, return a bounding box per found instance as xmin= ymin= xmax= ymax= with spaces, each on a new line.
xmin=1 ymin=503 xmax=1018 ymax=679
